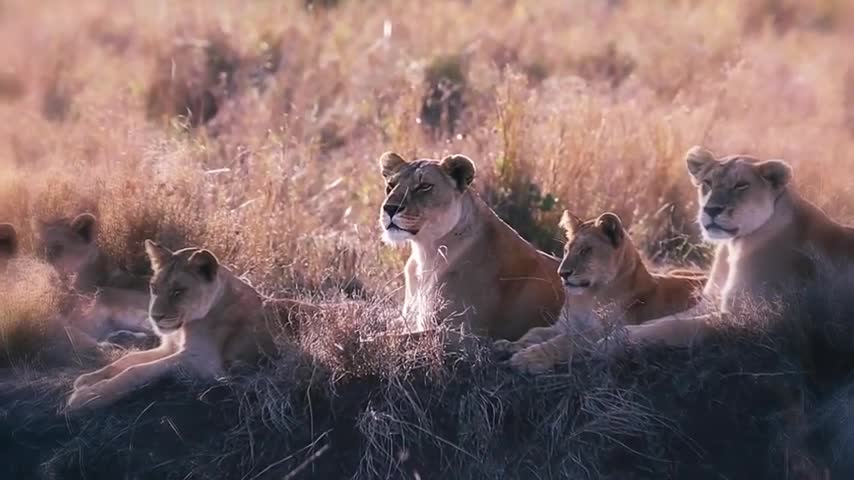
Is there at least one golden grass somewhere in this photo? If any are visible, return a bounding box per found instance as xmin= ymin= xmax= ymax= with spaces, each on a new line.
xmin=0 ymin=0 xmax=853 ymax=342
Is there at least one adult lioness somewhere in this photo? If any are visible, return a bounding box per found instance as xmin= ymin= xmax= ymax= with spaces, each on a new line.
xmin=623 ymin=146 xmax=854 ymax=347
xmin=36 ymin=213 xmax=151 ymax=340
xmin=379 ymin=152 xmax=564 ymax=340
xmin=501 ymin=211 xmax=705 ymax=373
xmin=67 ymin=241 xmax=276 ymax=411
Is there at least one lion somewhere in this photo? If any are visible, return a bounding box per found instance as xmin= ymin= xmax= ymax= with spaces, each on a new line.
xmin=36 ymin=213 xmax=152 ymax=341
xmin=67 ymin=240 xmax=277 ymax=411
xmin=378 ymin=152 xmax=565 ymax=341
xmin=620 ymin=145 xmax=854 ymax=347
xmin=499 ymin=211 xmax=706 ymax=373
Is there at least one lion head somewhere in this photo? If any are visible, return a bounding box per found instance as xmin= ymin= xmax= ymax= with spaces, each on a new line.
xmin=557 ymin=211 xmax=627 ymax=296
xmin=35 ymin=213 xmax=100 ymax=281
xmin=144 ymin=240 xmax=223 ymax=334
xmin=378 ymin=152 xmax=476 ymax=244
xmin=686 ymin=146 xmax=793 ymax=241
xmin=0 ymin=223 xmax=18 ymax=262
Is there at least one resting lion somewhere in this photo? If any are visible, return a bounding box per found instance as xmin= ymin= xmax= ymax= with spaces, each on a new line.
xmin=67 ymin=240 xmax=277 ymax=410
xmin=500 ymin=211 xmax=705 ymax=373
xmin=36 ymin=213 xmax=151 ymax=341
xmin=378 ymin=152 xmax=564 ymax=341
xmin=622 ymin=146 xmax=854 ymax=347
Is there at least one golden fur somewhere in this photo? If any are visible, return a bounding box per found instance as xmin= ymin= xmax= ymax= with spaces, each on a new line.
xmin=499 ymin=211 xmax=705 ymax=373
xmin=379 ymin=152 xmax=564 ymax=341
xmin=36 ymin=213 xmax=151 ymax=341
xmin=621 ymin=146 xmax=854 ymax=347
xmin=67 ymin=241 xmax=276 ymax=410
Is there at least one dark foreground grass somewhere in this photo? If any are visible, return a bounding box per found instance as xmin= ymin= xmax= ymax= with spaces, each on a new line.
xmin=3 ymin=272 xmax=854 ymax=479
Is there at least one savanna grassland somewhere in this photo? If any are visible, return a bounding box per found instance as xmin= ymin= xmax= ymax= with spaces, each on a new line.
xmin=2 ymin=0 xmax=854 ymax=479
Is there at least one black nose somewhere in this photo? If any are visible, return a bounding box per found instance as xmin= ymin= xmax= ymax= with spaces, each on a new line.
xmin=383 ymin=204 xmax=404 ymax=217
xmin=704 ymin=206 xmax=725 ymax=218
xmin=560 ymin=269 xmax=574 ymax=280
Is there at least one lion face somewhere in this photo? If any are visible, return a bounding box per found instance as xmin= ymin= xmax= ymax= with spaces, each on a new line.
xmin=557 ymin=211 xmax=625 ymax=296
xmin=35 ymin=213 xmax=99 ymax=281
xmin=686 ymin=146 xmax=792 ymax=241
xmin=0 ymin=223 xmax=18 ymax=264
xmin=144 ymin=240 xmax=222 ymax=334
xmin=378 ymin=152 xmax=476 ymax=245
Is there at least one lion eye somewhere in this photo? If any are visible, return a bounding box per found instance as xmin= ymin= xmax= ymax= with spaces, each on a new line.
xmin=414 ymin=183 xmax=433 ymax=193
xmin=385 ymin=183 xmax=395 ymax=194
xmin=579 ymin=247 xmax=591 ymax=257
xmin=734 ymin=182 xmax=750 ymax=191
xmin=170 ymin=288 xmax=185 ymax=298
xmin=702 ymin=180 xmax=713 ymax=189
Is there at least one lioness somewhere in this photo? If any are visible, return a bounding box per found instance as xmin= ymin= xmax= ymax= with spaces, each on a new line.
xmin=36 ymin=213 xmax=151 ymax=340
xmin=501 ymin=211 xmax=705 ymax=373
xmin=67 ymin=240 xmax=276 ymax=411
xmin=379 ymin=152 xmax=564 ymax=340
xmin=623 ymin=146 xmax=854 ymax=347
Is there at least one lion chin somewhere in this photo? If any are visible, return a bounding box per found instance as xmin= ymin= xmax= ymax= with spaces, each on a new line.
xmin=382 ymin=226 xmax=416 ymax=245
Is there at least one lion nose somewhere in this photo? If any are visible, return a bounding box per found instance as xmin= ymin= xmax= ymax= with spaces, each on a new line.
xmin=383 ymin=204 xmax=404 ymax=217
xmin=559 ymin=269 xmax=574 ymax=280
xmin=704 ymin=206 xmax=725 ymax=218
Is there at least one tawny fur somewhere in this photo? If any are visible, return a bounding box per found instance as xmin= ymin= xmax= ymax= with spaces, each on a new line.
xmin=67 ymin=241 xmax=277 ymax=411
xmin=379 ymin=152 xmax=564 ymax=341
xmin=622 ymin=146 xmax=854 ymax=348
xmin=501 ymin=211 xmax=705 ymax=373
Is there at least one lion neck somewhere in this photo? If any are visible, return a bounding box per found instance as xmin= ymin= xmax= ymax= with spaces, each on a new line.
xmin=728 ymin=189 xmax=797 ymax=258
xmin=408 ymin=191 xmax=485 ymax=274
xmin=596 ymin=237 xmax=656 ymax=311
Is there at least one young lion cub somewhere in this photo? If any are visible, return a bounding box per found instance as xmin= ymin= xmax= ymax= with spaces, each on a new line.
xmin=67 ymin=240 xmax=276 ymax=411
xmin=501 ymin=211 xmax=705 ymax=374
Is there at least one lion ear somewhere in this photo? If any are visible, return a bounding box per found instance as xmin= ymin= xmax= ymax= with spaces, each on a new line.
xmin=379 ymin=152 xmax=407 ymax=179
xmin=685 ymin=146 xmax=717 ymax=183
xmin=596 ymin=213 xmax=624 ymax=247
xmin=70 ymin=213 xmax=97 ymax=244
xmin=756 ymin=159 xmax=792 ymax=190
xmin=188 ymin=249 xmax=219 ymax=282
xmin=559 ymin=210 xmax=582 ymax=236
xmin=0 ymin=223 xmax=18 ymax=258
xmin=144 ymin=240 xmax=172 ymax=272
xmin=439 ymin=154 xmax=476 ymax=191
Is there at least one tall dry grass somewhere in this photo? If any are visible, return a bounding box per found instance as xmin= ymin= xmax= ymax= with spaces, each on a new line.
xmin=1 ymin=0 xmax=854 ymax=478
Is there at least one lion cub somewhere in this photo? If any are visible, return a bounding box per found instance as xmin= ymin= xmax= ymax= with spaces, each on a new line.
xmin=36 ymin=213 xmax=151 ymax=342
xmin=67 ymin=240 xmax=276 ymax=411
xmin=501 ymin=211 xmax=705 ymax=374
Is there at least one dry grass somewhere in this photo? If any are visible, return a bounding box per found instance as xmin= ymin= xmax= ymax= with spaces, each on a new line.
xmin=1 ymin=0 xmax=854 ymax=478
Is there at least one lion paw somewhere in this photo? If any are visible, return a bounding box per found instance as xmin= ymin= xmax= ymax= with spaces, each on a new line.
xmin=509 ymin=350 xmax=554 ymax=375
xmin=492 ymin=339 xmax=520 ymax=354
xmin=66 ymin=386 xmax=107 ymax=412
xmin=73 ymin=370 xmax=109 ymax=390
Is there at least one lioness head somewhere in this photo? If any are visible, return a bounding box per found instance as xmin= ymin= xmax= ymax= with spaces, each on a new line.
xmin=378 ymin=152 xmax=476 ymax=244
xmin=557 ymin=211 xmax=626 ymax=296
xmin=686 ymin=146 xmax=792 ymax=241
xmin=0 ymin=223 xmax=18 ymax=262
xmin=35 ymin=213 xmax=99 ymax=280
xmin=144 ymin=240 xmax=223 ymax=334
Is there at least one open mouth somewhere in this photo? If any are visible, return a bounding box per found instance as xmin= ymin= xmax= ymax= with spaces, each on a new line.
xmin=387 ymin=223 xmax=419 ymax=235
xmin=703 ymin=223 xmax=739 ymax=235
xmin=565 ymin=279 xmax=591 ymax=288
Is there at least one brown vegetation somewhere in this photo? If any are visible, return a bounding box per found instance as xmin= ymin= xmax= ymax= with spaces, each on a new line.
xmin=1 ymin=0 xmax=854 ymax=478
